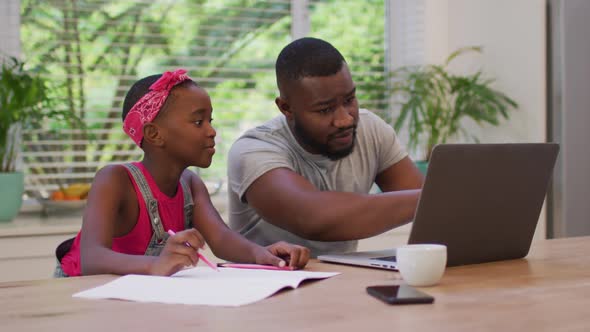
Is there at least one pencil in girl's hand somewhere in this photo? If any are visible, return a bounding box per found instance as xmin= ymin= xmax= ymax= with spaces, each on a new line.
xmin=167 ymin=229 xmax=219 ymax=271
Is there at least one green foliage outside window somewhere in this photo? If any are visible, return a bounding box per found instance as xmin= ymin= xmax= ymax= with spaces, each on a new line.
xmin=20 ymin=0 xmax=387 ymax=191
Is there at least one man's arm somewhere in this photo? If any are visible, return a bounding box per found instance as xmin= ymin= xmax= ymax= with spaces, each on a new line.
xmin=375 ymin=156 xmax=424 ymax=192
xmin=244 ymin=158 xmax=421 ymax=242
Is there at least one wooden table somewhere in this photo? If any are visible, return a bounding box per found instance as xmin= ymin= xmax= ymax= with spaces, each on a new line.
xmin=2 ymin=236 xmax=589 ymax=332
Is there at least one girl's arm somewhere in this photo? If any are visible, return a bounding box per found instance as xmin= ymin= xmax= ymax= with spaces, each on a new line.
xmin=80 ymin=165 xmax=202 ymax=276
xmin=184 ymin=170 xmax=309 ymax=269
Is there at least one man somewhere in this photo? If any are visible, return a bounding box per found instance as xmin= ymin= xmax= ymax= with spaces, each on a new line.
xmin=227 ymin=37 xmax=423 ymax=257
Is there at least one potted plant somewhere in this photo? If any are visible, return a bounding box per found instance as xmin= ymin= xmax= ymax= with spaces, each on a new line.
xmin=0 ymin=56 xmax=78 ymax=221
xmin=390 ymin=46 xmax=518 ymax=173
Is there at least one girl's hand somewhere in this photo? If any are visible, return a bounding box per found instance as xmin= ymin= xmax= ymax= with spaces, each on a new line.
xmin=254 ymin=241 xmax=310 ymax=270
xmin=148 ymin=228 xmax=205 ymax=276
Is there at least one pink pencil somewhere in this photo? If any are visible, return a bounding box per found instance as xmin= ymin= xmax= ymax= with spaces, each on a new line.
xmin=167 ymin=229 xmax=219 ymax=272
xmin=217 ymin=263 xmax=294 ymax=271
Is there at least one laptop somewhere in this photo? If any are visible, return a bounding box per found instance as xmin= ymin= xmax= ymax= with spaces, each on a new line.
xmin=318 ymin=143 xmax=560 ymax=270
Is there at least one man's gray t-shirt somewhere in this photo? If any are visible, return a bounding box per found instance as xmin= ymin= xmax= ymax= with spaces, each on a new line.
xmin=227 ymin=109 xmax=407 ymax=257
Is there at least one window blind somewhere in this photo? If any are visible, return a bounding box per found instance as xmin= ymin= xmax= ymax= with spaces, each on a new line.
xmin=20 ymin=0 xmax=393 ymax=198
xmin=20 ymin=0 xmax=293 ymax=197
xmin=309 ymin=0 xmax=389 ymax=118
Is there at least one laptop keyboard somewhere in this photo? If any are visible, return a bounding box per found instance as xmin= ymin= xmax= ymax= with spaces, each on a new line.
xmin=372 ymin=255 xmax=396 ymax=262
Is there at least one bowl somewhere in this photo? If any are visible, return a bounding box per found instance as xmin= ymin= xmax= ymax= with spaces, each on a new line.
xmin=38 ymin=198 xmax=87 ymax=211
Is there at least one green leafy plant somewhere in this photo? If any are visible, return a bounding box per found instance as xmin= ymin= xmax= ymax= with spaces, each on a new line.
xmin=391 ymin=46 xmax=518 ymax=161
xmin=0 ymin=56 xmax=79 ymax=172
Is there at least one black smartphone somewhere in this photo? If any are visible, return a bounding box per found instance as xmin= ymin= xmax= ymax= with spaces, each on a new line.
xmin=366 ymin=285 xmax=434 ymax=305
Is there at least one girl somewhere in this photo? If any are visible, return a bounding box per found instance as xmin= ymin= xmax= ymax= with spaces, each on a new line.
xmin=57 ymin=69 xmax=309 ymax=277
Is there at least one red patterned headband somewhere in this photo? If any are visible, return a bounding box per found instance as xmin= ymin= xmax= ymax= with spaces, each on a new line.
xmin=123 ymin=69 xmax=192 ymax=146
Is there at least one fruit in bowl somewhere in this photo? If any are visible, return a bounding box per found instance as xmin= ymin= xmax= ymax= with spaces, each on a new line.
xmin=50 ymin=183 xmax=92 ymax=201
xmin=39 ymin=183 xmax=91 ymax=213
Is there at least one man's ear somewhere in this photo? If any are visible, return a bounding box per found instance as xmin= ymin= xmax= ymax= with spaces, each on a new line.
xmin=275 ymin=97 xmax=292 ymax=120
xmin=142 ymin=123 xmax=164 ymax=147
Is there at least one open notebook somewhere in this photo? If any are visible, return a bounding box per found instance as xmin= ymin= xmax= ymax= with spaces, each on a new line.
xmin=318 ymin=143 xmax=559 ymax=270
xmin=73 ymin=266 xmax=339 ymax=306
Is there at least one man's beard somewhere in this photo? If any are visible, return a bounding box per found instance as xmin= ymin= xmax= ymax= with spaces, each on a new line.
xmin=294 ymin=120 xmax=356 ymax=161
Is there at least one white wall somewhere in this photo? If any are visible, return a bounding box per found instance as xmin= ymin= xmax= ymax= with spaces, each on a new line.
xmin=423 ymin=0 xmax=546 ymax=144
xmin=390 ymin=0 xmax=546 ymax=143
xmin=423 ymin=0 xmax=449 ymax=64
xmin=421 ymin=0 xmax=548 ymax=239
xmin=445 ymin=0 xmax=546 ymax=144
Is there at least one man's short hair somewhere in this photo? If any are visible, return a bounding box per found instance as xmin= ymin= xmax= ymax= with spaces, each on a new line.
xmin=275 ymin=37 xmax=346 ymax=89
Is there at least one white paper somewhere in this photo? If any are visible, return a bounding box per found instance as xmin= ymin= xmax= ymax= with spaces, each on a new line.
xmin=73 ymin=267 xmax=340 ymax=306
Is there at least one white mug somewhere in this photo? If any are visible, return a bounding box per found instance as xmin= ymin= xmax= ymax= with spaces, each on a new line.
xmin=396 ymin=244 xmax=447 ymax=287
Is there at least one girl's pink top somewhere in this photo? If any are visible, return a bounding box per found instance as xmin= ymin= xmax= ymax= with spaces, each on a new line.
xmin=60 ymin=162 xmax=187 ymax=276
